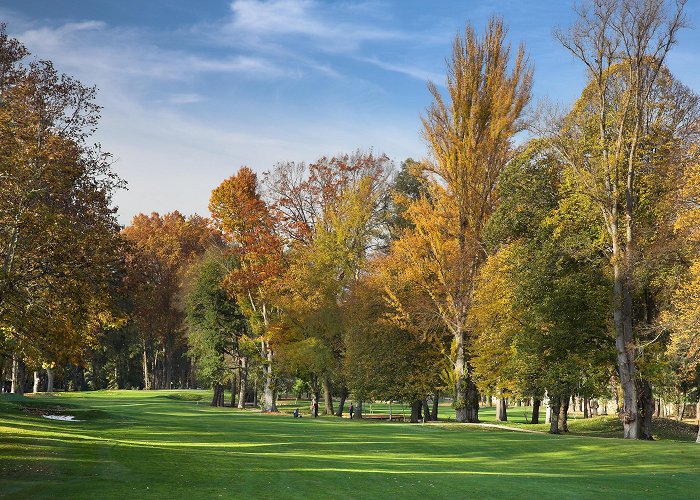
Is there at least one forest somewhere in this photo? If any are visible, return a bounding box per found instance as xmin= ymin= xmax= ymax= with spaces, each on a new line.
xmin=1 ymin=0 xmax=699 ymax=446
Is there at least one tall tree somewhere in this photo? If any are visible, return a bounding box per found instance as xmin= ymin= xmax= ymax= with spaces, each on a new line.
xmin=390 ymin=17 xmax=532 ymax=422
xmin=210 ymin=167 xmax=284 ymax=412
xmin=0 ymin=25 xmax=123 ymax=372
xmin=554 ymin=0 xmax=688 ymax=439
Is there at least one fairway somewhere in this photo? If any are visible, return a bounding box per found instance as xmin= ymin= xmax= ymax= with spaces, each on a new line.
xmin=1 ymin=391 xmax=699 ymax=499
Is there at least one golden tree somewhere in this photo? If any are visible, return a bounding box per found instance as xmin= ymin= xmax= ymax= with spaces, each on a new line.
xmin=389 ymin=17 xmax=531 ymax=422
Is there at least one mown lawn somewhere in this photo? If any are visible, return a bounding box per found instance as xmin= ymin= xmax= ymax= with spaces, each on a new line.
xmin=1 ymin=390 xmax=699 ymax=499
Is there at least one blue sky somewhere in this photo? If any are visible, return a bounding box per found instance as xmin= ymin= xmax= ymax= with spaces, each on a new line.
xmin=2 ymin=0 xmax=699 ymax=225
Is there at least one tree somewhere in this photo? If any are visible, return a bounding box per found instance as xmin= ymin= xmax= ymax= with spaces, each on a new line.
xmin=266 ymin=152 xmax=392 ymax=414
xmin=0 ymin=24 xmax=124 ymax=377
xmin=210 ymin=167 xmax=284 ymax=412
xmin=122 ymin=212 xmax=214 ymax=389
xmin=554 ymin=0 xmax=688 ymax=439
xmin=185 ymin=250 xmax=248 ymax=407
xmin=388 ymin=17 xmax=532 ymax=422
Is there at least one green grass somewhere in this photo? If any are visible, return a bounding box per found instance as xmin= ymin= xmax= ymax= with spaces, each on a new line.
xmin=1 ymin=391 xmax=699 ymax=499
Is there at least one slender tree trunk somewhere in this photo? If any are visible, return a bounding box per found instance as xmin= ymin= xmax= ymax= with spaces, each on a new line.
xmin=549 ymin=396 xmax=561 ymax=434
xmin=322 ymin=375 xmax=334 ymax=415
xmin=496 ymin=397 xmax=507 ymax=422
xmin=696 ymin=400 xmax=699 ymax=444
xmin=237 ymin=356 xmax=247 ymax=409
xmin=431 ymin=391 xmax=439 ymax=420
xmin=532 ymin=398 xmax=541 ymax=424
xmin=583 ymin=397 xmax=589 ymax=418
xmin=638 ymin=379 xmax=654 ymax=440
xmin=262 ymin=341 xmax=277 ymax=412
xmin=230 ymin=374 xmax=236 ymax=408
xmin=142 ymin=340 xmax=150 ymax=390
xmin=165 ymin=329 xmax=173 ymax=390
xmin=33 ymin=371 xmax=40 ymax=393
xmin=410 ymin=399 xmax=422 ymax=423
xmin=46 ymin=367 xmax=54 ymax=393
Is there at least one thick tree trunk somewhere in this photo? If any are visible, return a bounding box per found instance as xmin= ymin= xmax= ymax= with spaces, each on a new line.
xmin=638 ymin=379 xmax=654 ymax=440
xmin=496 ymin=397 xmax=507 ymax=422
xmin=262 ymin=342 xmax=277 ymax=412
xmin=237 ymin=356 xmax=247 ymax=409
xmin=614 ymin=257 xmax=639 ymax=439
xmin=335 ymin=388 xmax=348 ymax=417
xmin=410 ymin=399 xmax=422 ymax=423
xmin=549 ymin=396 xmax=561 ymax=434
xmin=211 ymin=383 xmax=224 ymax=407
xmin=558 ymin=396 xmax=570 ymax=433
xmin=431 ymin=392 xmax=439 ymax=421
xmin=33 ymin=371 xmax=40 ymax=393
xmin=465 ymin=372 xmax=480 ymax=423
xmin=422 ymin=398 xmax=430 ymax=421
xmin=354 ymin=401 xmax=363 ymax=419
xmin=46 ymin=367 xmax=54 ymax=393
xmin=322 ymin=375 xmax=334 ymax=415
xmin=454 ymin=326 xmax=467 ymax=422
xmin=531 ymin=398 xmax=541 ymax=424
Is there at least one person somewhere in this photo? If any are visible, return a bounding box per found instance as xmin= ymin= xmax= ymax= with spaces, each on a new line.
xmin=313 ymin=398 xmax=319 ymax=418
xmin=293 ymin=408 xmax=300 ymax=418
xmin=349 ymin=403 xmax=354 ymax=419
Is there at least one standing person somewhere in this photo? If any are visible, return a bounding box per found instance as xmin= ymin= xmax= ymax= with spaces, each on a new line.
xmin=349 ymin=403 xmax=354 ymax=419
xmin=313 ymin=398 xmax=319 ymax=418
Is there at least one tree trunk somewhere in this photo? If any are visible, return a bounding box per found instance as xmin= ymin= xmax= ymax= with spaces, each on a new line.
xmin=165 ymin=330 xmax=174 ymax=390
xmin=583 ymin=397 xmax=589 ymax=418
xmin=558 ymin=396 xmax=570 ymax=433
xmin=354 ymin=401 xmax=363 ymax=419
xmin=696 ymin=400 xmax=699 ymax=444
xmin=548 ymin=396 xmax=561 ymax=434
xmin=237 ymin=356 xmax=247 ymax=409
xmin=211 ymin=383 xmax=223 ymax=407
xmin=47 ymin=367 xmax=54 ymax=393
xmin=230 ymin=374 xmax=236 ymax=408
xmin=532 ymin=398 xmax=541 ymax=424
xmin=431 ymin=392 xmax=439 ymax=421
xmin=11 ymin=355 xmax=25 ymax=395
xmin=496 ymin=397 xmax=507 ymax=422
xmin=410 ymin=399 xmax=422 ymax=423
xmin=142 ymin=341 xmax=150 ymax=390
xmin=614 ymin=257 xmax=639 ymax=439
xmin=454 ymin=326 xmax=467 ymax=422
xmin=422 ymin=398 xmax=430 ymax=422
xmin=638 ymin=379 xmax=654 ymax=440
xmin=33 ymin=371 xmax=40 ymax=393
xmin=465 ymin=372 xmax=480 ymax=423
xmin=262 ymin=341 xmax=276 ymax=412
xmin=335 ymin=388 xmax=348 ymax=417
xmin=322 ymin=375 xmax=334 ymax=415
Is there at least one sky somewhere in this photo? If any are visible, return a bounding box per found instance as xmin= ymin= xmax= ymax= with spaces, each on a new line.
xmin=2 ymin=0 xmax=700 ymax=225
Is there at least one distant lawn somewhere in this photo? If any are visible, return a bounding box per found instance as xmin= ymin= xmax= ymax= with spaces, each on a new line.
xmin=1 ymin=391 xmax=699 ymax=499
